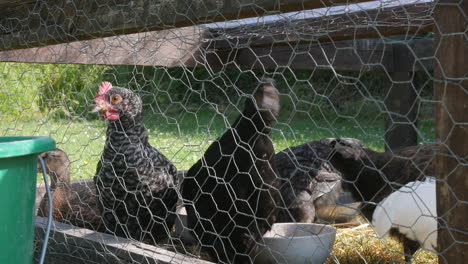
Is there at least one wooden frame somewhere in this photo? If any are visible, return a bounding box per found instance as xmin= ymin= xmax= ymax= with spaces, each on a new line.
xmin=0 ymin=0 xmax=375 ymax=51
xmin=34 ymin=216 xmax=213 ymax=264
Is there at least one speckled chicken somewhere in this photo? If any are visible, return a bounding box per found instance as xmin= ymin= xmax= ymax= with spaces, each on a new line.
xmin=275 ymin=137 xmax=363 ymax=223
xmin=93 ymin=82 xmax=178 ymax=244
xmin=37 ymin=148 xmax=103 ymax=232
xmin=182 ymin=79 xmax=282 ymax=263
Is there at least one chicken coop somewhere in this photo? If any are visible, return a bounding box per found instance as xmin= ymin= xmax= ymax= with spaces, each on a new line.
xmin=0 ymin=0 xmax=466 ymax=263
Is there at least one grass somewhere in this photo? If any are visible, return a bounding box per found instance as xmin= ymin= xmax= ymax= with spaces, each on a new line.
xmin=1 ymin=105 xmax=435 ymax=181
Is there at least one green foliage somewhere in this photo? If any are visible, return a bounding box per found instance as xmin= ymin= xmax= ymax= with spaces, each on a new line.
xmin=1 ymin=62 xmax=433 ymax=123
xmin=100 ymin=66 xmax=406 ymax=125
xmin=0 ymin=63 xmax=108 ymax=120
xmin=0 ymin=63 xmax=43 ymax=120
xmin=103 ymin=66 xmax=260 ymax=110
xmin=36 ymin=64 xmax=109 ymax=119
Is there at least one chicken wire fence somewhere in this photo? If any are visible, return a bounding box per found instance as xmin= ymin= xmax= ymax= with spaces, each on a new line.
xmin=0 ymin=0 xmax=466 ymax=263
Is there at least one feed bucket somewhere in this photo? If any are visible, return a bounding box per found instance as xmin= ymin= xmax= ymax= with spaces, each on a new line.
xmin=0 ymin=137 xmax=55 ymax=264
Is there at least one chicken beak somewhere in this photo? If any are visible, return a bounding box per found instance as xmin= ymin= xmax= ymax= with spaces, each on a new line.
xmin=92 ymin=102 xmax=108 ymax=113
xmin=91 ymin=105 xmax=102 ymax=113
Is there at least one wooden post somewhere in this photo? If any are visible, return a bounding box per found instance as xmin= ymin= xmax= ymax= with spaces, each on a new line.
xmin=384 ymin=43 xmax=419 ymax=151
xmin=384 ymin=71 xmax=418 ymax=151
xmin=434 ymin=0 xmax=468 ymax=263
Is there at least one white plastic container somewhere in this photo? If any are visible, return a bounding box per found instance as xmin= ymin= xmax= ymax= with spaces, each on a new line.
xmin=256 ymin=223 xmax=337 ymax=264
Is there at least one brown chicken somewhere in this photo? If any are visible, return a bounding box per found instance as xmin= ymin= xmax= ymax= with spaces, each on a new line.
xmin=37 ymin=149 xmax=103 ymax=231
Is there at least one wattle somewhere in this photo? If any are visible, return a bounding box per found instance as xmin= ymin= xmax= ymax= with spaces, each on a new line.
xmin=102 ymin=110 xmax=119 ymax=120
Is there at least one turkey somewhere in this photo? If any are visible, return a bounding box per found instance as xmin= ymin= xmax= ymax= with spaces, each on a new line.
xmin=328 ymin=142 xmax=437 ymax=262
xmin=37 ymin=148 xmax=103 ymax=231
xmin=182 ymin=79 xmax=282 ymax=263
xmin=93 ymin=81 xmax=178 ymax=244
xmin=275 ymin=137 xmax=363 ymax=223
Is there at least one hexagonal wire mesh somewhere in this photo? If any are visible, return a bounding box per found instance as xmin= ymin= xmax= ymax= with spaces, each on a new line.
xmin=0 ymin=0 xmax=466 ymax=263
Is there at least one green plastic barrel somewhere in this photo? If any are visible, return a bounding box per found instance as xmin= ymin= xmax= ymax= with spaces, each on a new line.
xmin=0 ymin=137 xmax=55 ymax=264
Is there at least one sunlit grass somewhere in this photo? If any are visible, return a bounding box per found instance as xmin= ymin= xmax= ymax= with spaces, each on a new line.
xmin=1 ymin=106 xmax=434 ymax=182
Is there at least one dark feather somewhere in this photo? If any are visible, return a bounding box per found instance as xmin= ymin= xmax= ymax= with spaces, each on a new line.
xmin=182 ymin=79 xmax=282 ymax=263
xmin=328 ymin=142 xmax=436 ymax=221
xmin=328 ymin=142 xmax=437 ymax=262
xmin=275 ymin=138 xmax=363 ymax=223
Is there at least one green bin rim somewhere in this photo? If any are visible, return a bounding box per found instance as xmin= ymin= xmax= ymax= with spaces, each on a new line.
xmin=0 ymin=136 xmax=56 ymax=158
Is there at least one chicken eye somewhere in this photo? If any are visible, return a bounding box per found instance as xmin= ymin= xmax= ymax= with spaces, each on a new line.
xmin=111 ymin=94 xmax=122 ymax=104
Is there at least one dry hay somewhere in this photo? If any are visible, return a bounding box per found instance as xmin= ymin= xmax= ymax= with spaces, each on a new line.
xmin=326 ymin=220 xmax=438 ymax=264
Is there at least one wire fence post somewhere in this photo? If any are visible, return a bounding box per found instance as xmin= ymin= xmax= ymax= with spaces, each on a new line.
xmin=434 ymin=0 xmax=468 ymax=263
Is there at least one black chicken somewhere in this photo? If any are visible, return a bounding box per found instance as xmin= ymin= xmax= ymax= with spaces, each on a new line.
xmin=328 ymin=141 xmax=437 ymax=262
xmin=275 ymin=137 xmax=363 ymax=223
xmin=93 ymin=82 xmax=178 ymax=244
xmin=328 ymin=141 xmax=434 ymax=221
xmin=182 ymin=79 xmax=282 ymax=263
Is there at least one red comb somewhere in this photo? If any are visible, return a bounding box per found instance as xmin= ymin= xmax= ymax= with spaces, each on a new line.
xmin=94 ymin=81 xmax=112 ymax=103
xmin=99 ymin=81 xmax=112 ymax=95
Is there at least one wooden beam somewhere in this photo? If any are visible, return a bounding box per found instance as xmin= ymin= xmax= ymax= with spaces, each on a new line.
xmin=0 ymin=0 xmax=375 ymax=51
xmin=0 ymin=27 xmax=210 ymax=67
xmin=233 ymin=41 xmax=388 ymax=71
xmin=230 ymin=38 xmax=433 ymax=71
xmin=434 ymin=0 xmax=468 ymax=263
xmin=34 ymin=216 xmax=213 ymax=264
xmin=0 ymin=35 xmax=433 ymax=72
xmin=211 ymin=2 xmax=434 ymax=48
